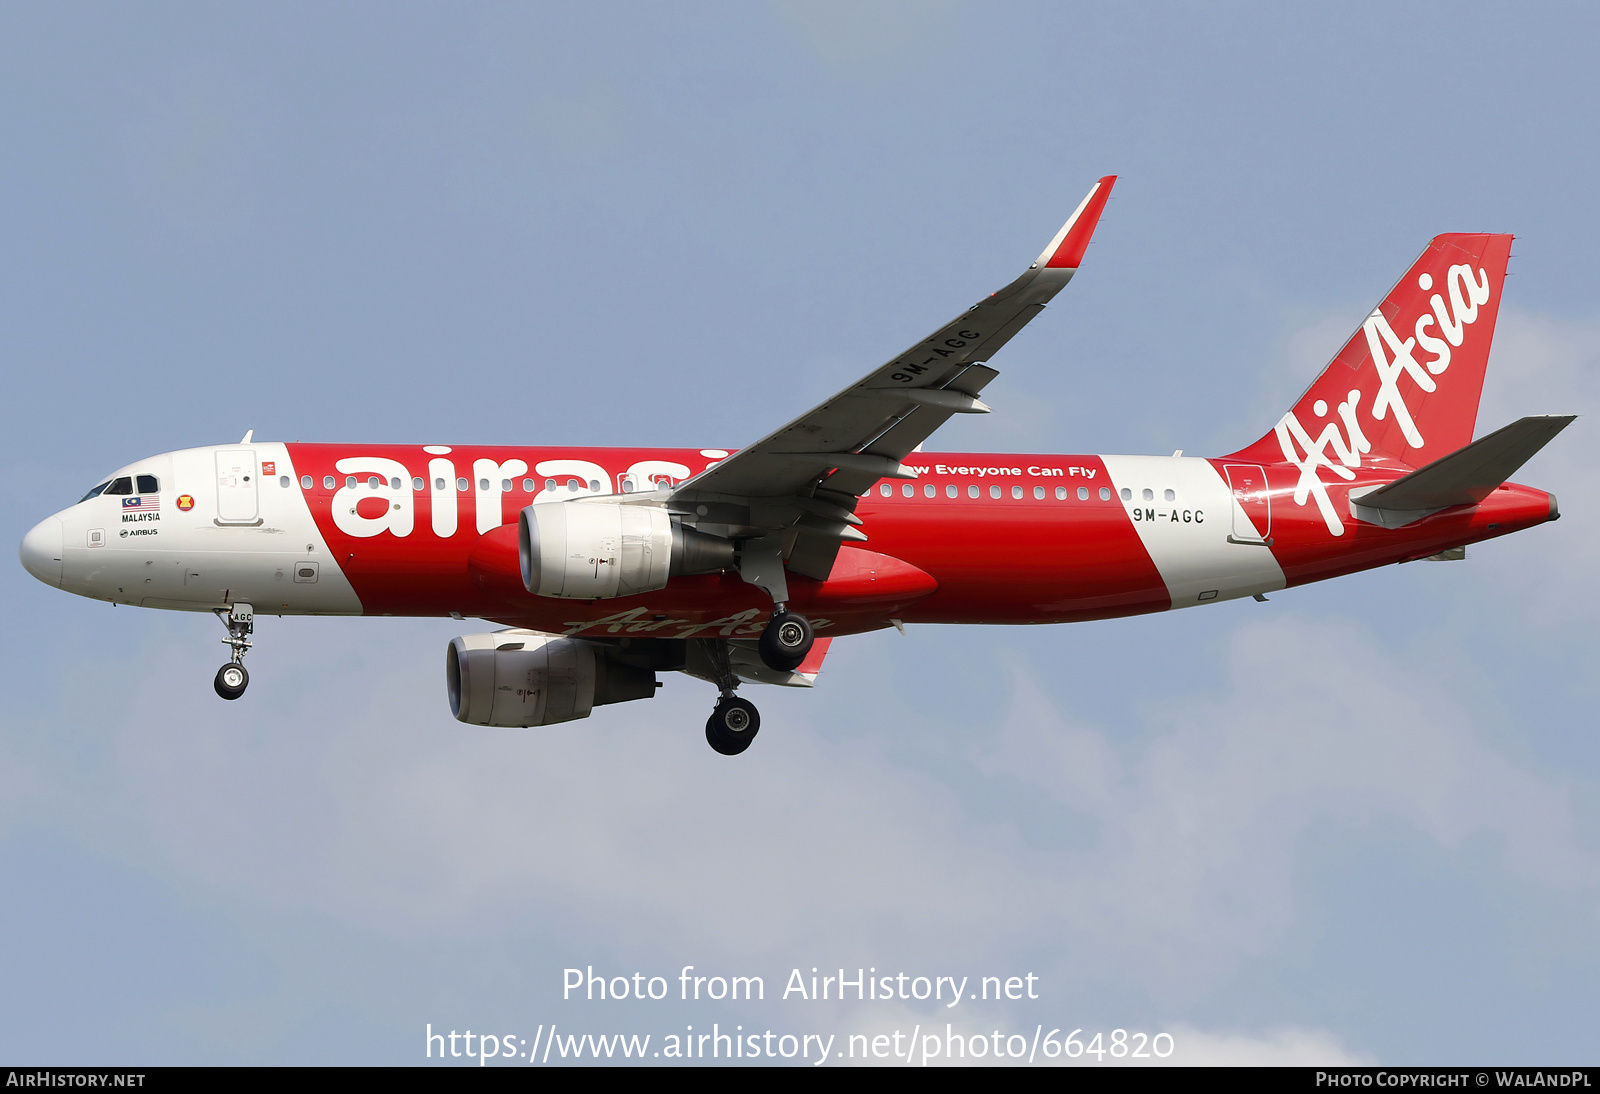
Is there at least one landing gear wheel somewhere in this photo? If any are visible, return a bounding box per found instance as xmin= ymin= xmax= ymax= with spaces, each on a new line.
xmin=757 ymin=609 xmax=814 ymax=672
xmin=214 ymin=663 xmax=249 ymax=701
xmin=705 ymin=697 xmax=761 ymax=755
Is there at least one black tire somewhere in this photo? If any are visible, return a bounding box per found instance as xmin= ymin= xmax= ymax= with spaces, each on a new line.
xmin=214 ymin=663 xmax=249 ymax=701
xmin=757 ymin=609 xmax=813 ymax=672
xmin=705 ymin=697 xmax=760 ymax=755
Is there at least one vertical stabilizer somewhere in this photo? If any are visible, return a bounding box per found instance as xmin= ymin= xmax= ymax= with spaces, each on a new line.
xmin=1228 ymin=233 xmax=1513 ymax=469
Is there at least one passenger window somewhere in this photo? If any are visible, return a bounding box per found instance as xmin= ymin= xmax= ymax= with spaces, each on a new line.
xmin=545 ymin=478 xmax=556 ymax=491
xmin=902 ymin=484 xmax=913 ymax=497
xmin=136 ymin=474 xmax=159 ymax=493
xmin=1056 ymin=486 xmax=1067 ymax=500
xmin=368 ymin=476 xmax=381 ymax=488
xmin=479 ymin=479 xmax=490 ymax=491
xmin=946 ymin=484 xmax=957 ymax=498
xmin=880 ymin=484 xmax=892 ymax=497
xmin=501 ymin=479 xmax=512 ymax=491
xmin=523 ymin=479 xmax=534 ymax=492
xmin=924 ymin=484 xmax=936 ymax=498
xmin=279 ymin=476 xmax=290 ymax=488
xmin=105 ymin=477 xmax=133 ymax=496
xmin=300 ymin=475 xmax=312 ymax=489
xmin=567 ymin=478 xmax=580 ymax=492
xmin=1164 ymin=489 xmax=1176 ymax=501
xmin=388 ymin=477 xmax=400 ymax=490
xmin=457 ymin=478 xmax=469 ymax=491
xmin=1099 ymin=487 xmax=1111 ymax=501
xmin=324 ymin=476 xmax=335 ymax=490
xmin=435 ymin=478 xmax=446 ymax=491
xmin=1142 ymin=488 xmax=1154 ymax=501
xmin=968 ymin=485 xmax=979 ymax=499
xmin=347 ymin=477 xmax=357 ymax=489
xmin=413 ymin=477 xmax=424 ymax=491
xmin=1077 ymin=486 xmax=1089 ymax=500
xmin=1120 ymin=488 xmax=1132 ymax=501
xmin=1013 ymin=485 xmax=1024 ymax=499
xmin=989 ymin=485 xmax=1001 ymax=499
xmin=1033 ymin=486 xmax=1044 ymax=500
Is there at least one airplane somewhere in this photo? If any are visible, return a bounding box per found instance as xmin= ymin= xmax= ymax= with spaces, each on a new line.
xmin=19 ymin=176 xmax=1574 ymax=756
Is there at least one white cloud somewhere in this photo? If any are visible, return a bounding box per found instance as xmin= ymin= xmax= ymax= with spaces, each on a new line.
xmin=1470 ymin=307 xmax=1600 ymax=621
xmin=1142 ymin=1024 xmax=1373 ymax=1066
xmin=12 ymin=594 xmax=1584 ymax=1020
xmin=818 ymin=1014 xmax=1368 ymax=1066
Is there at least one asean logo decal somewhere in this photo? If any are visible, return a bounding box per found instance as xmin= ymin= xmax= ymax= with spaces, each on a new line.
xmin=176 ymin=494 xmax=195 ymax=511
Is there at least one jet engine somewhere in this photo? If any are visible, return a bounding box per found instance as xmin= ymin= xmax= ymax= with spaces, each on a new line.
xmin=519 ymin=501 xmax=734 ymax=599
xmin=446 ymin=630 xmax=657 ymax=727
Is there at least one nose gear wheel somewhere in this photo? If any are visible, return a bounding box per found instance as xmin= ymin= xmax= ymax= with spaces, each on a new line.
xmin=214 ymin=663 xmax=249 ymax=700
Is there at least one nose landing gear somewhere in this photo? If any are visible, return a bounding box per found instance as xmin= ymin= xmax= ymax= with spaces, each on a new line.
xmin=212 ymin=603 xmax=254 ymax=700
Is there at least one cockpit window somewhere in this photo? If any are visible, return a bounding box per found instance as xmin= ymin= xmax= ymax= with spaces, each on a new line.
xmin=103 ymin=477 xmax=133 ymax=496
xmin=79 ymin=480 xmax=111 ymax=503
xmin=136 ymin=474 xmax=159 ymax=493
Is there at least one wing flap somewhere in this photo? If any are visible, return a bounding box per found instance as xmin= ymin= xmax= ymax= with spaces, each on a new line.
xmin=726 ymin=636 xmax=834 ymax=687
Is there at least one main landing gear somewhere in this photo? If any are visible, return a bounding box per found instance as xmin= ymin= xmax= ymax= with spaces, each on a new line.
xmin=718 ymin=538 xmax=815 ymax=752
xmin=757 ymin=606 xmax=814 ymax=672
xmin=212 ymin=602 xmax=254 ymax=701
xmin=698 ymin=638 xmax=762 ymax=756
xmin=697 ymin=606 xmax=815 ymax=756
xmin=706 ymin=696 xmax=760 ymax=756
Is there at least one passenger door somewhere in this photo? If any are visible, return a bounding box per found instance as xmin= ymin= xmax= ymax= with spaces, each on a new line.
xmin=215 ymin=449 xmax=259 ymax=524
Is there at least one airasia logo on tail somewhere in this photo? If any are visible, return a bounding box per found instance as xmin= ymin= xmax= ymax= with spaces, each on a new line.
xmin=1275 ymin=263 xmax=1492 ymax=536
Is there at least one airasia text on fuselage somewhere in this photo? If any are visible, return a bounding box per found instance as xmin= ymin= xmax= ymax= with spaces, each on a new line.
xmin=326 ymin=455 xmax=704 ymax=541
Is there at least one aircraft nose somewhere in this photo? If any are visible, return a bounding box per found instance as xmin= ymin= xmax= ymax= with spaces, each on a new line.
xmin=19 ymin=515 xmax=64 ymax=587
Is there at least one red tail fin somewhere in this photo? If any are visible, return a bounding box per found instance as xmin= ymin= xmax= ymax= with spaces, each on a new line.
xmin=1228 ymin=233 xmax=1513 ymax=469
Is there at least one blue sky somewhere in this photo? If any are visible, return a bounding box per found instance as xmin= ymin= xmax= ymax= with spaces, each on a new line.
xmin=3 ymin=1 xmax=1597 ymax=1065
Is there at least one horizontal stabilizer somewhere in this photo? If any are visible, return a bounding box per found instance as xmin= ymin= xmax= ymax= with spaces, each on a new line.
xmin=1359 ymin=415 xmax=1575 ymax=512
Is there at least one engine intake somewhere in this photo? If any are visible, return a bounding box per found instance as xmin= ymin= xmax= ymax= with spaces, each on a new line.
xmin=519 ymin=501 xmax=733 ymax=599
xmin=446 ymin=630 xmax=657 ymax=727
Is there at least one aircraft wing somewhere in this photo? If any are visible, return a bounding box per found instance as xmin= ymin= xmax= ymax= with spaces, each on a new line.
xmin=668 ymin=176 xmax=1116 ymax=580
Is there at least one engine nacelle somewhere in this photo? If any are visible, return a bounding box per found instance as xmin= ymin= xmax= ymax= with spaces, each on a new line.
xmin=446 ymin=630 xmax=657 ymax=727
xmin=519 ymin=501 xmax=734 ymax=599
